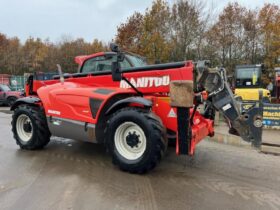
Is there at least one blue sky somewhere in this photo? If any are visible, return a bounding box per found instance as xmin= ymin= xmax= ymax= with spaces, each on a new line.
xmin=0 ymin=0 xmax=279 ymax=43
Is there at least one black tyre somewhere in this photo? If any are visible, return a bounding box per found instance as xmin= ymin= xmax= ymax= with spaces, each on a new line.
xmin=11 ymin=105 xmax=51 ymax=150
xmin=105 ymin=107 xmax=167 ymax=174
xmin=7 ymin=97 xmax=17 ymax=106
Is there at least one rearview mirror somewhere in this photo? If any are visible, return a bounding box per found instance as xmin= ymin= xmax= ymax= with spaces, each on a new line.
xmin=112 ymin=61 xmax=122 ymax=81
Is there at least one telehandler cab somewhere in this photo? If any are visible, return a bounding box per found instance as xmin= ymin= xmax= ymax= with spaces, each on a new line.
xmin=11 ymin=44 xmax=263 ymax=173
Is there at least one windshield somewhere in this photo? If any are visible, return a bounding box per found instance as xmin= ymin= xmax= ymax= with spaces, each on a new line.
xmin=236 ymin=67 xmax=261 ymax=87
xmin=0 ymin=85 xmax=11 ymax=91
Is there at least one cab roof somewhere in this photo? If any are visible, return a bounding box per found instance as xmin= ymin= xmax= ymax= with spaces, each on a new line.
xmin=75 ymin=52 xmax=116 ymax=66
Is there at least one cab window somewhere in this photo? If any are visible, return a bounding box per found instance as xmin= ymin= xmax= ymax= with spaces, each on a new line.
xmin=126 ymin=54 xmax=146 ymax=67
xmin=81 ymin=55 xmax=131 ymax=73
xmin=82 ymin=56 xmax=111 ymax=73
xmin=236 ymin=68 xmax=261 ymax=87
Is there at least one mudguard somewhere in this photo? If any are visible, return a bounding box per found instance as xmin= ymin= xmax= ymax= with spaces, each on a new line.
xmin=105 ymin=97 xmax=152 ymax=115
xmin=10 ymin=96 xmax=41 ymax=111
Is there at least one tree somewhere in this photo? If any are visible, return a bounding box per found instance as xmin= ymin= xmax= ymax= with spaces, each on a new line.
xmin=140 ymin=0 xmax=171 ymax=63
xmin=91 ymin=39 xmax=107 ymax=53
xmin=170 ymin=0 xmax=201 ymax=61
xmin=41 ymin=41 xmax=60 ymax=72
xmin=6 ymin=37 xmax=21 ymax=74
xmin=242 ymin=9 xmax=261 ymax=64
xmin=207 ymin=3 xmax=246 ymax=72
xmin=21 ymin=37 xmax=48 ymax=72
xmin=115 ymin=12 xmax=144 ymax=54
xmin=258 ymin=4 xmax=280 ymax=69
xmin=57 ymin=38 xmax=107 ymax=72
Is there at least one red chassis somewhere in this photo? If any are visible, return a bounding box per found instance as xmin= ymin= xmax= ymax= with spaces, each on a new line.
xmin=24 ymin=59 xmax=214 ymax=156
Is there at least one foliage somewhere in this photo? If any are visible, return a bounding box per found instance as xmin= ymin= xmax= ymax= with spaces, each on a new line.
xmin=258 ymin=4 xmax=280 ymax=69
xmin=115 ymin=12 xmax=144 ymax=53
xmin=0 ymin=1 xmax=279 ymax=76
xmin=115 ymin=1 xmax=280 ymax=75
xmin=0 ymin=35 xmax=107 ymax=74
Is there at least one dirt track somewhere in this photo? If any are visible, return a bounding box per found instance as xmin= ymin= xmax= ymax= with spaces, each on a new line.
xmin=0 ymin=109 xmax=280 ymax=210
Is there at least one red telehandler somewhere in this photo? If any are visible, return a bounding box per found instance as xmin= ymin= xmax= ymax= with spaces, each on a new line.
xmin=11 ymin=44 xmax=263 ymax=173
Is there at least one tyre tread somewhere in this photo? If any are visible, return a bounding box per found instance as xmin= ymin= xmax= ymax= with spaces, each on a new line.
xmin=11 ymin=105 xmax=51 ymax=150
xmin=105 ymin=107 xmax=167 ymax=174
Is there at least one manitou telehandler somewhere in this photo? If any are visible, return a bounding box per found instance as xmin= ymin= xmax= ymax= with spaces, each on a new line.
xmin=10 ymin=44 xmax=263 ymax=174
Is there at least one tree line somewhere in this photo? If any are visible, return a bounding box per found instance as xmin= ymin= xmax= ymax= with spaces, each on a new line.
xmin=116 ymin=0 xmax=280 ymax=74
xmin=0 ymin=36 xmax=108 ymax=74
xmin=0 ymin=0 xmax=279 ymax=76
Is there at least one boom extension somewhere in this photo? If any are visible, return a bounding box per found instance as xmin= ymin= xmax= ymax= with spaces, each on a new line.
xmin=196 ymin=61 xmax=263 ymax=147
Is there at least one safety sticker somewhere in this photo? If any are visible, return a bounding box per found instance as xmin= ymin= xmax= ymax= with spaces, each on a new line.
xmin=168 ymin=108 xmax=177 ymax=118
xmin=222 ymin=104 xmax=232 ymax=111
xmin=47 ymin=109 xmax=61 ymax=115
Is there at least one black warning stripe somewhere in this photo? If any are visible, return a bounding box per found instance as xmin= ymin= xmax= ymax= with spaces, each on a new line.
xmin=89 ymin=98 xmax=104 ymax=118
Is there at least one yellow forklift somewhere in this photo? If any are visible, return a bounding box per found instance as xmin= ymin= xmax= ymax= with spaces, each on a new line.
xmin=234 ymin=64 xmax=271 ymax=102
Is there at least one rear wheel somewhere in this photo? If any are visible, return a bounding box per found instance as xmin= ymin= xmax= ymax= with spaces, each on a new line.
xmin=105 ymin=107 xmax=167 ymax=174
xmin=12 ymin=105 xmax=51 ymax=150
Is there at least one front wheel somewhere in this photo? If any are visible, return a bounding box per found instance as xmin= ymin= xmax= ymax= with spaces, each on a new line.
xmin=105 ymin=108 xmax=167 ymax=174
xmin=12 ymin=105 xmax=51 ymax=150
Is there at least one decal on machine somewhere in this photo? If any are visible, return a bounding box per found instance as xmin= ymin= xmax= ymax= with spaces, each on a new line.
xmin=120 ymin=75 xmax=170 ymax=88
xmin=222 ymin=103 xmax=232 ymax=111
xmin=168 ymin=108 xmax=177 ymax=118
xmin=47 ymin=109 xmax=61 ymax=115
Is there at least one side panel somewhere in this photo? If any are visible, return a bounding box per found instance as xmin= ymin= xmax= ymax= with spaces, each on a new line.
xmin=37 ymin=82 xmax=138 ymax=124
xmin=37 ymin=82 xmax=136 ymax=142
xmin=47 ymin=116 xmax=97 ymax=143
xmin=37 ymin=83 xmax=101 ymax=124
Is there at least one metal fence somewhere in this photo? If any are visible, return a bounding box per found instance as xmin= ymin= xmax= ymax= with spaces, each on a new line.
xmin=0 ymin=72 xmax=57 ymax=91
xmin=10 ymin=76 xmax=27 ymax=91
xmin=0 ymin=75 xmax=27 ymax=91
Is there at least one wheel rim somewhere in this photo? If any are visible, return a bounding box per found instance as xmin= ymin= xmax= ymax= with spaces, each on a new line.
xmin=16 ymin=114 xmax=33 ymax=142
xmin=114 ymin=122 xmax=147 ymax=160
